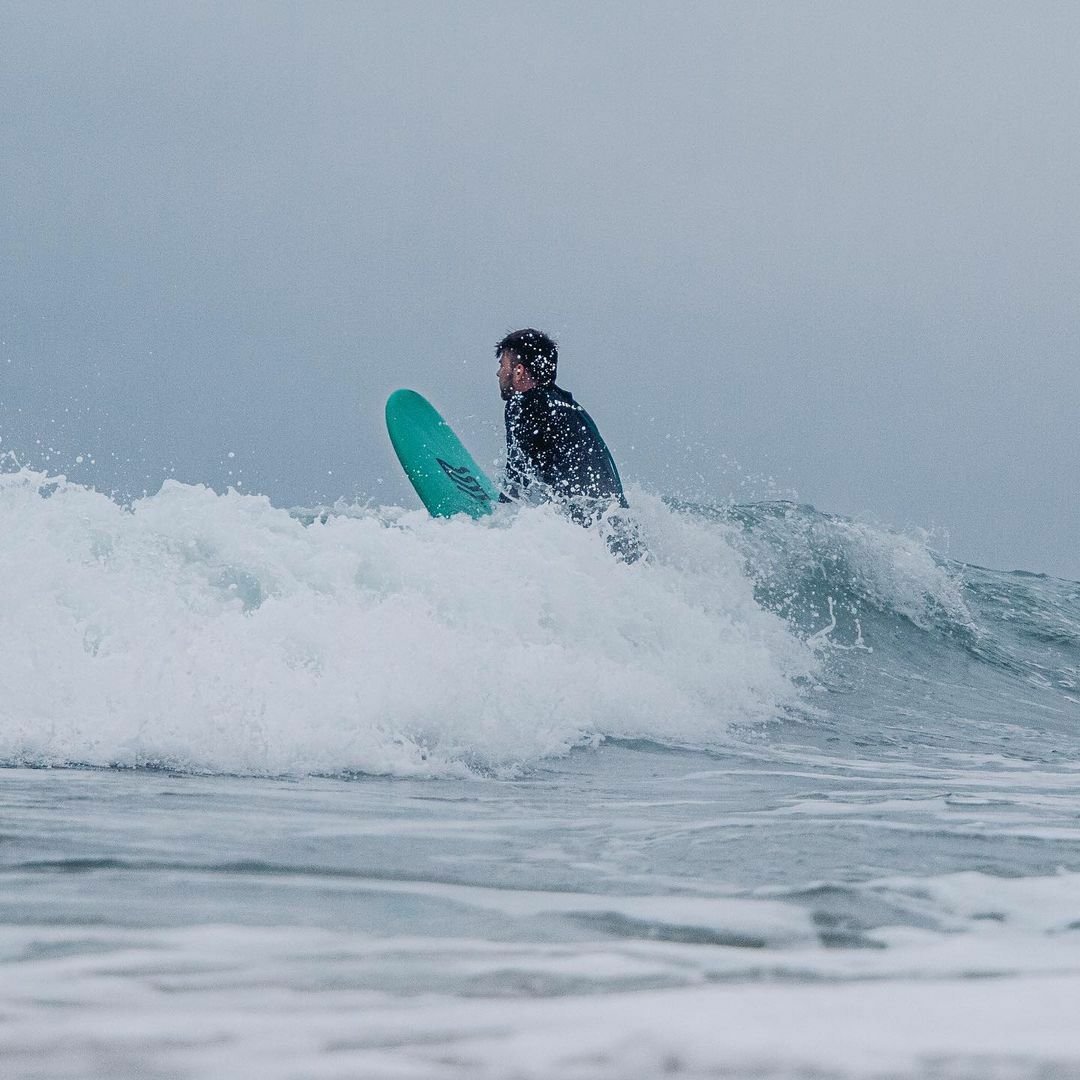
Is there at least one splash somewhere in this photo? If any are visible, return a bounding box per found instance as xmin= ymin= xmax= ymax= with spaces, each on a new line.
xmin=0 ymin=470 xmax=815 ymax=777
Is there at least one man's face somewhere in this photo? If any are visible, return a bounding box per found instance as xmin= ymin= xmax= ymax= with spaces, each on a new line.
xmin=497 ymin=350 xmax=517 ymax=400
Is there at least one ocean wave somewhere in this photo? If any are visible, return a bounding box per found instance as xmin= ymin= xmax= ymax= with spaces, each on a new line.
xmin=0 ymin=469 xmax=814 ymax=777
xmin=674 ymin=499 xmax=975 ymax=637
xmin=3 ymin=467 xmax=1077 ymax=777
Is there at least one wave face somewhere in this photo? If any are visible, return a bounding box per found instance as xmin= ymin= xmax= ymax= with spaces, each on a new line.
xmin=706 ymin=499 xmax=1080 ymax=763
xmin=2 ymin=468 xmax=1077 ymax=777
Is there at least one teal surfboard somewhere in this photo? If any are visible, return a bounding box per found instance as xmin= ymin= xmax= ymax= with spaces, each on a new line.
xmin=385 ymin=389 xmax=500 ymax=518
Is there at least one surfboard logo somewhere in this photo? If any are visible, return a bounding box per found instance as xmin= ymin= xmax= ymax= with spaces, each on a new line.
xmin=436 ymin=458 xmax=491 ymax=503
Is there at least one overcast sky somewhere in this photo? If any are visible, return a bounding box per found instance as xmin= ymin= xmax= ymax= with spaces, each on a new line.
xmin=2 ymin=1 xmax=1077 ymax=578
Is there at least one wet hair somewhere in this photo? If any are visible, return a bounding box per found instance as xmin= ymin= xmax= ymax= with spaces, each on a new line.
xmin=495 ymin=328 xmax=558 ymax=386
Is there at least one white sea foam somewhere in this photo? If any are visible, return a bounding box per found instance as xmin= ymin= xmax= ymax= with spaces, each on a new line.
xmin=0 ymin=470 xmax=816 ymax=777
xmin=6 ymin=871 xmax=1080 ymax=1079
xmin=831 ymin=517 xmax=975 ymax=631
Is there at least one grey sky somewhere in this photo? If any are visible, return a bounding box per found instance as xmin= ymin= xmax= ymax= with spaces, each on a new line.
xmin=2 ymin=1 xmax=1077 ymax=578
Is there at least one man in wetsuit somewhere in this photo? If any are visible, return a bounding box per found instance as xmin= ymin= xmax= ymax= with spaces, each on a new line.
xmin=496 ymin=328 xmax=641 ymax=559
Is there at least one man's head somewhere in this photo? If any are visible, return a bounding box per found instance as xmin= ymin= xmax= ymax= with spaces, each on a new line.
xmin=495 ymin=328 xmax=557 ymax=400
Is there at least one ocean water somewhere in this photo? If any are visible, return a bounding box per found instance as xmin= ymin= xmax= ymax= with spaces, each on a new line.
xmin=2 ymin=466 xmax=1079 ymax=1079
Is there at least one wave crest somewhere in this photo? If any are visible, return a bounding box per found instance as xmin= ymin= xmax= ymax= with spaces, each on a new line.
xmin=0 ymin=472 xmax=815 ymax=777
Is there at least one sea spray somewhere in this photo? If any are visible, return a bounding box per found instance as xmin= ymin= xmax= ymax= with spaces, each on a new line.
xmin=0 ymin=470 xmax=815 ymax=776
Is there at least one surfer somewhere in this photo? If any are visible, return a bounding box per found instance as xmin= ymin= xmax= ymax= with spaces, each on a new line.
xmin=496 ymin=328 xmax=643 ymax=561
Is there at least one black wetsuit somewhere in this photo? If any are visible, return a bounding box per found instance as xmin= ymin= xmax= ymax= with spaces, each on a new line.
xmin=503 ymin=385 xmax=643 ymax=562
xmin=503 ymin=384 xmax=627 ymax=517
